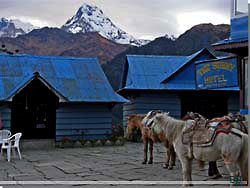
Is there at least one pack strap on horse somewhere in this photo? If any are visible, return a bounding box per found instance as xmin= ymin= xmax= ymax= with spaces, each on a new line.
xmin=182 ymin=119 xmax=242 ymax=147
xmin=210 ymin=114 xmax=248 ymax=134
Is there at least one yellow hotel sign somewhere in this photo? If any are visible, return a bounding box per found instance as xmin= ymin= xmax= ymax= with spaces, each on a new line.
xmin=195 ymin=57 xmax=238 ymax=89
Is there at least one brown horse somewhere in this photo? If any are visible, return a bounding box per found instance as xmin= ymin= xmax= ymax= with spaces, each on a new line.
xmin=127 ymin=113 xmax=176 ymax=169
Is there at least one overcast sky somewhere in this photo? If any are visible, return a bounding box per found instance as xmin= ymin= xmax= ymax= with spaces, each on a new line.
xmin=0 ymin=0 xmax=247 ymax=40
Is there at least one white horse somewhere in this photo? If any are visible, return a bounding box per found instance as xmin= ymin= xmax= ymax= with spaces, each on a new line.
xmin=143 ymin=111 xmax=248 ymax=185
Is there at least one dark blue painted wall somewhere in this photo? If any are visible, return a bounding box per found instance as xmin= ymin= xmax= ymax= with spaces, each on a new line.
xmin=230 ymin=16 xmax=248 ymax=40
xmin=0 ymin=105 xmax=11 ymax=131
xmin=123 ymin=91 xmax=180 ymax=129
xmin=228 ymin=92 xmax=240 ymax=113
xmin=0 ymin=102 xmax=114 ymax=142
xmin=122 ymin=90 xmax=240 ymax=131
xmin=56 ymin=103 xmax=112 ymax=142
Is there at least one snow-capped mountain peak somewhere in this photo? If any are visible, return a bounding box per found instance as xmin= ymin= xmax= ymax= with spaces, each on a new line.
xmin=0 ymin=18 xmax=38 ymax=38
xmin=61 ymin=3 xmax=150 ymax=46
xmin=162 ymin=34 xmax=177 ymax=41
xmin=11 ymin=19 xmax=38 ymax=33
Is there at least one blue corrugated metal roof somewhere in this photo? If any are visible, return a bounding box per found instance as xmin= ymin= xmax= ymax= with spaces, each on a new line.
xmin=212 ymin=37 xmax=247 ymax=46
xmin=209 ymin=87 xmax=239 ymax=91
xmin=0 ymin=54 xmax=128 ymax=103
xmin=195 ymin=56 xmax=237 ymax=64
xmin=119 ymin=49 xmax=239 ymax=92
xmin=213 ymin=15 xmax=248 ymax=47
xmin=230 ymin=16 xmax=248 ymax=40
xmin=123 ymin=55 xmax=189 ymax=90
xmin=120 ymin=49 xmax=215 ymax=91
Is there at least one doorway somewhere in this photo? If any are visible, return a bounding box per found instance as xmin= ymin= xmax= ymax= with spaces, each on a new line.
xmin=10 ymin=79 xmax=59 ymax=139
xmin=180 ymin=91 xmax=228 ymax=119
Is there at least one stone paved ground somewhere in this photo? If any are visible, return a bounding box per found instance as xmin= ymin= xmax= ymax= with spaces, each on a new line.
xmin=0 ymin=142 xmax=245 ymax=187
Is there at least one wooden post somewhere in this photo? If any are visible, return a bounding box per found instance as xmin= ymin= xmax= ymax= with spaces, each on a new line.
xmin=237 ymin=56 xmax=244 ymax=108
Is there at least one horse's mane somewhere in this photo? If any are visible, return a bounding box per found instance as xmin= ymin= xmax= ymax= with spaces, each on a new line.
xmin=155 ymin=113 xmax=185 ymax=127
xmin=152 ymin=113 xmax=185 ymax=143
xmin=182 ymin=112 xmax=206 ymax=121
xmin=128 ymin=114 xmax=145 ymax=120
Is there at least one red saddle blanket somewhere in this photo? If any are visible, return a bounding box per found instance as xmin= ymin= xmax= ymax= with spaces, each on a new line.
xmin=215 ymin=124 xmax=232 ymax=134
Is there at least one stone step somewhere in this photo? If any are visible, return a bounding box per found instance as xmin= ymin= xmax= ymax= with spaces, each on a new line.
xmin=20 ymin=139 xmax=55 ymax=150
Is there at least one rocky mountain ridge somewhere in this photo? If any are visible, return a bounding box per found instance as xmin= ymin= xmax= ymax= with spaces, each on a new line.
xmin=0 ymin=27 xmax=129 ymax=65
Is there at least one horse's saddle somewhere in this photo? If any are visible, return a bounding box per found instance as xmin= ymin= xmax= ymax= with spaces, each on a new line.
xmin=182 ymin=119 xmax=234 ymax=147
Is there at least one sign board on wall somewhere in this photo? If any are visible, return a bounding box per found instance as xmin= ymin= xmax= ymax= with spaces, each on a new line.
xmin=195 ymin=57 xmax=238 ymax=89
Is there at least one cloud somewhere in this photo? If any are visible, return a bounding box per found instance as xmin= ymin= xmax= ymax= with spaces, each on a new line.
xmin=0 ymin=0 xmax=232 ymax=39
xmin=9 ymin=16 xmax=50 ymax=27
xmin=177 ymin=11 xmax=229 ymax=35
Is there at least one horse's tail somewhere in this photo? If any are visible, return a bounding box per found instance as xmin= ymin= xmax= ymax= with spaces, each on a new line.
xmin=238 ymin=134 xmax=248 ymax=182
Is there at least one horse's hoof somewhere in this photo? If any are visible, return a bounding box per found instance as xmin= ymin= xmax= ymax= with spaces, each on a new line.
xmin=183 ymin=183 xmax=193 ymax=186
xmin=211 ymin=173 xmax=222 ymax=179
xmin=170 ymin=163 xmax=175 ymax=166
xmin=148 ymin=161 xmax=153 ymax=164
xmin=168 ymin=166 xmax=173 ymax=170
xmin=162 ymin=164 xmax=169 ymax=169
xmin=208 ymin=172 xmax=215 ymax=176
xmin=142 ymin=161 xmax=147 ymax=164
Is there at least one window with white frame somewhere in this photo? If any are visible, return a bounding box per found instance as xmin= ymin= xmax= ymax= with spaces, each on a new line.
xmin=232 ymin=0 xmax=248 ymax=17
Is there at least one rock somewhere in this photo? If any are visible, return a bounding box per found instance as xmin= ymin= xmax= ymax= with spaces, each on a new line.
xmin=74 ymin=141 xmax=82 ymax=148
xmin=94 ymin=140 xmax=102 ymax=147
xmin=105 ymin=140 xmax=113 ymax=146
xmin=84 ymin=141 xmax=92 ymax=147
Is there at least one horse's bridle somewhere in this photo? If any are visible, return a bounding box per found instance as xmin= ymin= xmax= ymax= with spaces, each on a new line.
xmin=143 ymin=110 xmax=164 ymax=128
xmin=144 ymin=118 xmax=154 ymax=128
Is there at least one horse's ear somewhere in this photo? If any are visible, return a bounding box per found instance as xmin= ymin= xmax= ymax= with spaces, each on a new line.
xmin=148 ymin=110 xmax=153 ymax=116
xmin=151 ymin=110 xmax=159 ymax=116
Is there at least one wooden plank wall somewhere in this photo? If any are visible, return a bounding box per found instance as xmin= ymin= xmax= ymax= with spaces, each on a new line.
xmin=123 ymin=91 xmax=180 ymax=130
xmin=56 ymin=103 xmax=112 ymax=142
xmin=228 ymin=92 xmax=240 ymax=114
xmin=0 ymin=105 xmax=11 ymax=131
